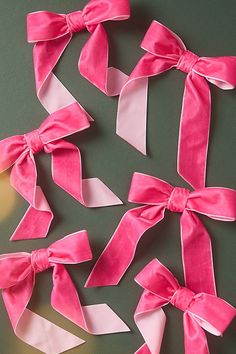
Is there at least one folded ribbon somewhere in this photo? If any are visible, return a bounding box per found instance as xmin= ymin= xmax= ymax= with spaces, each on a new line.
xmin=0 ymin=230 xmax=130 ymax=354
xmin=27 ymin=0 xmax=130 ymax=114
xmin=86 ymin=172 xmax=236 ymax=295
xmin=117 ymin=20 xmax=236 ymax=189
xmin=0 ymin=103 xmax=122 ymax=241
xmin=134 ymin=259 xmax=235 ymax=354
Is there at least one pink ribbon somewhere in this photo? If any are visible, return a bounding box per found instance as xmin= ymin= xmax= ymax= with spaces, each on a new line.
xmin=27 ymin=0 xmax=130 ymax=114
xmin=0 ymin=103 xmax=122 ymax=241
xmin=134 ymin=259 xmax=235 ymax=354
xmin=117 ymin=20 xmax=236 ymax=189
xmin=0 ymin=230 xmax=130 ymax=354
xmin=86 ymin=172 xmax=236 ymax=295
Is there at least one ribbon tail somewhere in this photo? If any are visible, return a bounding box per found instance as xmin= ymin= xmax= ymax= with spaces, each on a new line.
xmin=11 ymin=186 xmax=53 ymax=241
xmin=2 ymin=272 xmax=83 ymax=354
xmin=178 ymin=72 xmax=211 ymax=189
xmin=51 ymin=265 xmax=129 ymax=335
xmin=50 ymin=140 xmax=122 ymax=207
xmin=33 ymin=37 xmax=93 ymax=120
xmin=85 ymin=205 xmax=166 ymax=287
xmin=116 ymin=76 xmax=149 ymax=154
xmin=116 ymin=54 xmax=175 ymax=154
xmin=134 ymin=290 xmax=167 ymax=354
xmin=180 ymin=210 xmax=216 ymax=295
xmin=15 ymin=308 xmax=85 ymax=354
xmin=183 ymin=312 xmax=210 ymax=354
xmin=10 ymin=153 xmax=53 ymax=240
xmin=79 ymin=24 xmax=128 ymax=96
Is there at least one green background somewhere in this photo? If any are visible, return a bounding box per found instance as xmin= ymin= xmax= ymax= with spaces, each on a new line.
xmin=0 ymin=0 xmax=235 ymax=353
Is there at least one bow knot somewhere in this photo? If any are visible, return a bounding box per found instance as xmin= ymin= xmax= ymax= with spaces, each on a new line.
xmin=177 ymin=50 xmax=199 ymax=73
xmin=167 ymin=187 xmax=190 ymax=212
xmin=170 ymin=287 xmax=195 ymax=311
xmin=66 ymin=11 xmax=86 ymax=33
xmin=31 ymin=248 xmax=50 ymax=273
xmin=24 ymin=129 xmax=44 ymax=154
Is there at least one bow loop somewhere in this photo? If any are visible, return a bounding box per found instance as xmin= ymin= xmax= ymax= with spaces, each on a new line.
xmin=170 ymin=287 xmax=195 ymax=311
xmin=24 ymin=129 xmax=44 ymax=154
xmin=66 ymin=11 xmax=86 ymax=33
xmin=128 ymin=172 xmax=173 ymax=205
xmin=47 ymin=230 xmax=92 ymax=264
xmin=135 ymin=259 xmax=179 ymax=301
xmin=141 ymin=20 xmax=186 ymax=60
xmin=167 ymin=187 xmax=190 ymax=213
xmin=31 ymin=249 xmax=50 ymax=273
xmin=177 ymin=50 xmax=199 ymax=73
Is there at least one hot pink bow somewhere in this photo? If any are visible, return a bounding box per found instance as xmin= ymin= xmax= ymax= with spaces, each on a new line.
xmin=86 ymin=172 xmax=236 ymax=295
xmin=27 ymin=0 xmax=130 ymax=114
xmin=134 ymin=259 xmax=235 ymax=354
xmin=117 ymin=20 xmax=236 ymax=189
xmin=0 ymin=230 xmax=130 ymax=354
xmin=0 ymin=103 xmax=121 ymax=241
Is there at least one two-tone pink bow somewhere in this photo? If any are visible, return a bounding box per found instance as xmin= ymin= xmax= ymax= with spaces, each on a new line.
xmin=0 ymin=230 xmax=129 ymax=354
xmin=27 ymin=0 xmax=130 ymax=114
xmin=0 ymin=103 xmax=121 ymax=241
xmin=117 ymin=20 xmax=236 ymax=189
xmin=86 ymin=172 xmax=236 ymax=296
xmin=134 ymin=259 xmax=235 ymax=354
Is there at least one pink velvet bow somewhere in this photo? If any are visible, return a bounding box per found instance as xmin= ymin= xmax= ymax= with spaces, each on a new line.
xmin=0 ymin=230 xmax=129 ymax=354
xmin=0 ymin=103 xmax=121 ymax=241
xmin=27 ymin=0 xmax=130 ymax=114
xmin=86 ymin=173 xmax=236 ymax=296
xmin=134 ymin=259 xmax=236 ymax=354
xmin=117 ymin=20 xmax=236 ymax=189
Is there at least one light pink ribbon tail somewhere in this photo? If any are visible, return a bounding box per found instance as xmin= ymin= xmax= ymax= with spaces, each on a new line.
xmin=116 ymin=54 xmax=174 ymax=154
xmin=133 ymin=259 xmax=236 ymax=354
xmin=134 ymin=291 xmax=166 ymax=354
xmin=1 ymin=231 xmax=129 ymax=353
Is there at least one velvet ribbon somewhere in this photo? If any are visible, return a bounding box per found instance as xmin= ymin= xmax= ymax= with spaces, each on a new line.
xmin=27 ymin=0 xmax=130 ymax=114
xmin=0 ymin=103 xmax=122 ymax=241
xmin=0 ymin=230 xmax=130 ymax=354
xmin=134 ymin=259 xmax=235 ymax=354
xmin=117 ymin=20 xmax=236 ymax=189
xmin=86 ymin=173 xmax=236 ymax=295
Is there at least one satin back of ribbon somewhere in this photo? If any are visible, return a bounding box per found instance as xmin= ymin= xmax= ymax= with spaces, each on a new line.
xmin=133 ymin=259 xmax=236 ymax=354
xmin=86 ymin=172 xmax=236 ymax=298
xmin=0 ymin=231 xmax=130 ymax=353
xmin=0 ymin=104 xmax=122 ymax=240
xmin=116 ymin=20 xmax=236 ymax=189
xmin=27 ymin=0 xmax=130 ymax=114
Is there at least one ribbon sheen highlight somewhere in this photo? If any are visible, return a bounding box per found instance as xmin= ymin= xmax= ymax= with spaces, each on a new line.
xmin=134 ymin=259 xmax=235 ymax=354
xmin=0 ymin=231 xmax=130 ymax=354
xmin=27 ymin=0 xmax=130 ymax=114
xmin=86 ymin=172 xmax=236 ymax=295
xmin=0 ymin=103 xmax=122 ymax=241
xmin=117 ymin=20 xmax=236 ymax=189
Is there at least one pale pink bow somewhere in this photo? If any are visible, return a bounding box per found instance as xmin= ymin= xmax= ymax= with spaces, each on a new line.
xmin=0 ymin=103 xmax=121 ymax=241
xmin=86 ymin=172 xmax=236 ymax=296
xmin=117 ymin=20 xmax=236 ymax=189
xmin=27 ymin=0 xmax=130 ymax=114
xmin=0 ymin=230 xmax=130 ymax=354
xmin=134 ymin=259 xmax=235 ymax=354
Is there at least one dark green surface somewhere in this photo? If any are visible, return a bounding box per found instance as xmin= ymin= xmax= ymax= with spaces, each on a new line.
xmin=0 ymin=0 xmax=235 ymax=353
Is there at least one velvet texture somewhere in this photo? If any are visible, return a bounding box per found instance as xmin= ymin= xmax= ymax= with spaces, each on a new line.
xmin=134 ymin=259 xmax=235 ymax=354
xmin=86 ymin=172 xmax=236 ymax=296
xmin=0 ymin=231 xmax=129 ymax=353
xmin=0 ymin=103 xmax=122 ymax=240
xmin=117 ymin=20 xmax=236 ymax=189
xmin=27 ymin=0 xmax=130 ymax=114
